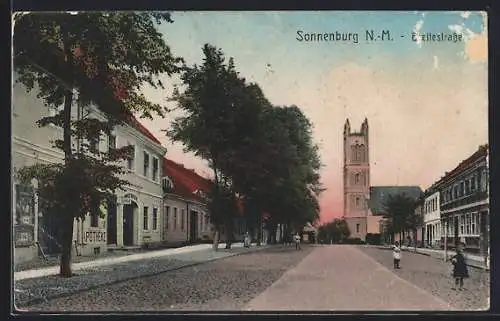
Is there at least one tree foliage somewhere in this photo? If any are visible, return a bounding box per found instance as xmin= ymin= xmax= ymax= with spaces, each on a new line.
xmin=13 ymin=12 xmax=182 ymax=276
xmin=317 ymin=219 xmax=350 ymax=244
xmin=168 ymin=44 xmax=323 ymax=247
xmin=382 ymin=193 xmax=420 ymax=242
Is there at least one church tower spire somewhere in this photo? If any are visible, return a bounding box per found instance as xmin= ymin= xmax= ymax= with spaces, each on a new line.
xmin=344 ymin=118 xmax=351 ymax=136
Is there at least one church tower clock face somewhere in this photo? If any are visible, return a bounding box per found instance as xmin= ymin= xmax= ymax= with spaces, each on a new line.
xmin=343 ymin=118 xmax=370 ymax=240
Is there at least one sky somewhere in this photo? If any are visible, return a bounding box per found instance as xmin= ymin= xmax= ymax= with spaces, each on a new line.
xmin=137 ymin=11 xmax=488 ymax=224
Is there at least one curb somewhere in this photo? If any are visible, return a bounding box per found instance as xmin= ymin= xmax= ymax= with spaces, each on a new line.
xmin=15 ymin=245 xmax=271 ymax=308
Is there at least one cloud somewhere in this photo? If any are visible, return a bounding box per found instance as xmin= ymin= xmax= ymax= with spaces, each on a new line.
xmin=460 ymin=11 xmax=471 ymax=19
xmin=449 ymin=15 xmax=488 ymax=63
xmin=413 ymin=19 xmax=424 ymax=47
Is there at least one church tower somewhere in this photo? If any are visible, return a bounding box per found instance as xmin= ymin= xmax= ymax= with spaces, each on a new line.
xmin=343 ymin=118 xmax=370 ymax=240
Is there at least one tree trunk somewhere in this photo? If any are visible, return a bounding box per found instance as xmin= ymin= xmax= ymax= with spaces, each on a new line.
xmin=257 ymin=216 xmax=262 ymax=246
xmin=60 ymin=61 xmax=74 ymax=276
xmin=59 ymin=214 xmax=74 ymax=277
xmin=225 ymin=219 xmax=233 ymax=249
xmin=212 ymin=228 xmax=220 ymax=251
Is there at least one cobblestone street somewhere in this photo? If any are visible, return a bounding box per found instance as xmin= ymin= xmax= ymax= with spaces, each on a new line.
xmin=19 ymin=245 xmax=313 ymax=312
xmin=16 ymin=245 xmax=490 ymax=312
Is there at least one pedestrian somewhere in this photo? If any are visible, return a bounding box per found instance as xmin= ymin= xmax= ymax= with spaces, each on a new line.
xmin=393 ymin=241 xmax=402 ymax=269
xmin=244 ymin=232 xmax=250 ymax=248
xmin=450 ymin=243 xmax=469 ymax=290
xmin=294 ymin=232 xmax=301 ymax=250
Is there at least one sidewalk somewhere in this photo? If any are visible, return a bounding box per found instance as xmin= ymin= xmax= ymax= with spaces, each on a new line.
xmin=15 ymin=242 xmax=249 ymax=281
xmin=244 ymin=245 xmax=453 ymax=311
xmin=391 ymin=246 xmax=489 ymax=270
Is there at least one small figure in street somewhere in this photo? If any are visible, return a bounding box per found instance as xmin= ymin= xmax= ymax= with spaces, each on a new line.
xmin=294 ymin=232 xmax=301 ymax=250
xmin=450 ymin=243 xmax=469 ymax=290
xmin=393 ymin=241 xmax=402 ymax=269
xmin=244 ymin=232 xmax=251 ymax=248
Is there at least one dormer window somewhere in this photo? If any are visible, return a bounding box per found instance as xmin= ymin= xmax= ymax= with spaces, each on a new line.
xmin=162 ymin=176 xmax=174 ymax=193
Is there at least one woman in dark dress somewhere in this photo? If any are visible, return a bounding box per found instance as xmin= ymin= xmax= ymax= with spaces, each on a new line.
xmin=450 ymin=243 xmax=469 ymax=290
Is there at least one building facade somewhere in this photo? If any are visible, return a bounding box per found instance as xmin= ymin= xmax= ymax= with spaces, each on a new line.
xmin=161 ymin=158 xmax=212 ymax=246
xmin=12 ymin=77 xmax=166 ymax=262
xmin=437 ymin=145 xmax=489 ymax=266
xmin=423 ymin=190 xmax=441 ymax=248
xmin=343 ymin=118 xmax=370 ymax=240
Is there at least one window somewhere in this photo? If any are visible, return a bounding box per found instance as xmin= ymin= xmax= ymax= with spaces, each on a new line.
xmin=89 ymin=137 xmax=99 ymax=154
xmin=359 ymin=145 xmax=365 ymax=162
xmin=473 ymin=213 xmax=480 ymax=235
xmin=181 ymin=209 xmax=185 ymax=231
xmin=152 ymin=158 xmax=159 ymax=182
xmin=453 ymin=186 xmax=458 ymax=199
xmin=460 ymin=215 xmax=465 ymax=235
xmin=459 ymin=182 xmax=465 ymax=197
xmin=143 ymin=206 xmax=149 ymax=230
xmin=173 ymin=208 xmax=177 ymax=230
xmin=165 ymin=206 xmax=170 ymax=230
xmin=90 ymin=212 xmax=99 ymax=227
xmin=162 ymin=177 xmax=173 ymax=192
xmin=351 ymin=145 xmax=357 ymax=162
xmin=354 ymin=173 xmax=360 ymax=185
xmin=465 ymin=180 xmax=470 ymax=194
xmin=466 ymin=214 xmax=471 ymax=235
xmin=355 ymin=197 xmax=360 ymax=208
xmin=143 ymin=152 xmax=150 ymax=177
xmin=356 ymin=224 xmax=360 ymax=233
xmin=127 ymin=145 xmax=135 ymax=170
xmin=471 ymin=175 xmax=476 ymax=191
xmin=108 ymin=135 xmax=116 ymax=152
xmin=152 ymin=207 xmax=158 ymax=230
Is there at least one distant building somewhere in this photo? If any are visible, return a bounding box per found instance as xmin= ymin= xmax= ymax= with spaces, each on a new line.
xmin=423 ymin=187 xmax=441 ymax=248
xmin=342 ymin=118 xmax=370 ymax=240
xmin=436 ymin=145 xmax=489 ymax=266
xmin=367 ymin=186 xmax=423 ymax=243
xmin=161 ymin=158 xmax=212 ymax=246
xmin=342 ymin=118 xmax=422 ymax=241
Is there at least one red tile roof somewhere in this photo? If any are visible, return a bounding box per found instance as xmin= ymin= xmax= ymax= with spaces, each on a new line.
xmin=126 ymin=114 xmax=162 ymax=145
xmin=163 ymin=158 xmax=245 ymax=215
xmin=163 ymin=158 xmax=213 ymax=202
xmin=436 ymin=144 xmax=488 ymax=187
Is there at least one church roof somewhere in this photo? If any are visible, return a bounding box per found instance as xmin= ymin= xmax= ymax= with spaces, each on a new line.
xmin=368 ymin=186 xmax=423 ymax=215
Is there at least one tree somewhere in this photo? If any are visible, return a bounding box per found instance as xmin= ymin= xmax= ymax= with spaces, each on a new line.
xmin=168 ymin=44 xmax=244 ymax=250
xmin=13 ymin=12 xmax=182 ymax=276
xmin=168 ymin=44 xmax=323 ymax=247
xmin=318 ymin=218 xmax=350 ymax=244
xmin=383 ymin=193 xmax=418 ymax=245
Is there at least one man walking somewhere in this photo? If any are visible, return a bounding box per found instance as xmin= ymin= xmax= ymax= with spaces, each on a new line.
xmin=294 ymin=232 xmax=301 ymax=250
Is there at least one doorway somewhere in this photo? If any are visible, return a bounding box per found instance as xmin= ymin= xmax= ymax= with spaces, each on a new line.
xmin=123 ymin=201 xmax=137 ymax=246
xmin=107 ymin=196 xmax=117 ymax=245
xmin=190 ymin=210 xmax=198 ymax=243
